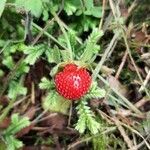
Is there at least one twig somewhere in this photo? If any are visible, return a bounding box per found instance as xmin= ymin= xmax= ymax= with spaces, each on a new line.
xmin=92 ymin=33 xmax=119 ymax=80
xmin=113 ymin=117 xmax=134 ymax=149
xmin=31 ymin=82 xmax=35 ymax=104
xmin=52 ymin=11 xmax=73 ymax=60
xmin=99 ymin=0 xmax=107 ymax=30
xmin=98 ymin=75 xmax=143 ymax=115
xmin=31 ymin=18 xmax=55 ymax=45
xmin=67 ymin=101 xmax=72 ymax=126
xmin=31 ymin=22 xmax=68 ymax=50
xmin=139 ymin=70 xmax=150 ymax=91
xmin=67 ymin=127 xmax=117 ymax=150
xmin=115 ymin=50 xmax=128 ymax=79
xmin=117 ymin=97 xmax=148 ymax=117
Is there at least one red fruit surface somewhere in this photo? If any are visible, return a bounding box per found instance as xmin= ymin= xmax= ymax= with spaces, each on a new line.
xmin=54 ymin=64 xmax=92 ymax=100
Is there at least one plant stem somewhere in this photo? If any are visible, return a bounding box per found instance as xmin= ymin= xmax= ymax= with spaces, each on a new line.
xmin=0 ymin=99 xmax=16 ymax=123
xmin=92 ymin=33 xmax=118 ymax=80
xmin=52 ymin=11 xmax=73 ymax=60
xmin=98 ymin=75 xmax=143 ymax=115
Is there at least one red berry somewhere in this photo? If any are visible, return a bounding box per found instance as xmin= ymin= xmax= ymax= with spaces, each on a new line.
xmin=54 ymin=64 xmax=92 ymax=100
xmin=63 ymin=64 xmax=78 ymax=72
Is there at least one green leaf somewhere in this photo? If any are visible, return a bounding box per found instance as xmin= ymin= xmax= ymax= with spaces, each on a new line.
xmin=39 ymin=77 xmax=54 ymax=90
xmin=2 ymin=56 xmax=15 ymax=69
xmin=0 ymin=69 xmax=4 ymax=77
xmin=80 ymin=29 xmax=103 ymax=62
xmin=84 ymin=0 xmax=94 ymax=9
xmin=43 ymin=91 xmax=71 ymax=114
xmin=15 ymin=0 xmax=43 ymax=17
xmin=75 ymin=100 xmax=100 ymax=134
xmin=50 ymin=64 xmax=60 ymax=77
xmin=85 ymin=7 xmax=102 ymax=18
xmin=85 ymin=82 xmax=106 ymax=99
xmin=5 ymin=136 xmax=23 ymax=150
xmin=24 ymin=45 xmax=45 ymax=65
xmin=64 ymin=0 xmax=80 ymax=15
xmin=45 ymin=46 xmax=61 ymax=64
xmin=4 ymin=113 xmax=30 ymax=135
xmin=60 ymin=50 xmax=71 ymax=62
xmin=8 ymin=80 xmax=27 ymax=99
xmin=0 ymin=0 xmax=7 ymax=18
xmin=15 ymin=61 xmax=29 ymax=77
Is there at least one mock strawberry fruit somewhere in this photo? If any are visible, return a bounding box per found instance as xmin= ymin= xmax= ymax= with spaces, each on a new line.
xmin=54 ymin=64 xmax=92 ymax=100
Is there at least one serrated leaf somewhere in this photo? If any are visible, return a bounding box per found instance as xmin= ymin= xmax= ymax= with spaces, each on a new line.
xmin=24 ymin=45 xmax=45 ymax=65
xmin=15 ymin=0 xmax=43 ymax=17
xmin=45 ymin=46 xmax=61 ymax=64
xmin=2 ymin=56 xmax=15 ymax=69
xmin=75 ymin=100 xmax=100 ymax=134
xmin=85 ymin=7 xmax=102 ymax=18
xmin=80 ymin=29 xmax=103 ymax=62
xmin=16 ymin=61 xmax=29 ymax=76
xmin=64 ymin=0 xmax=80 ymax=15
xmin=8 ymin=81 xmax=27 ymax=99
xmin=50 ymin=64 xmax=60 ymax=77
xmin=84 ymin=0 xmax=94 ymax=9
xmin=0 ymin=0 xmax=7 ymax=18
xmin=60 ymin=50 xmax=71 ymax=62
xmin=5 ymin=136 xmax=23 ymax=150
xmin=43 ymin=91 xmax=71 ymax=114
xmin=85 ymin=82 xmax=106 ymax=99
xmin=4 ymin=113 xmax=30 ymax=135
xmin=39 ymin=77 xmax=54 ymax=90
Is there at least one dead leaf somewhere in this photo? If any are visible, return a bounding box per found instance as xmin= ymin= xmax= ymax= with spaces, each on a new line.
xmin=107 ymin=75 xmax=128 ymax=97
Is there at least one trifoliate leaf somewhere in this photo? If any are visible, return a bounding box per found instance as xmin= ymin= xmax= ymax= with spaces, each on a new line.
xmin=43 ymin=91 xmax=71 ymax=114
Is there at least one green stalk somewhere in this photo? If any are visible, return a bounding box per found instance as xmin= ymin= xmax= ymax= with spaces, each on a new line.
xmin=51 ymin=11 xmax=73 ymax=60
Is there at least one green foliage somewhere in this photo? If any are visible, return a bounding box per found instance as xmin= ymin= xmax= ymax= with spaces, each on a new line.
xmin=85 ymin=82 xmax=106 ymax=99
xmin=45 ymin=46 xmax=61 ymax=64
xmin=84 ymin=0 xmax=102 ymax=18
xmin=64 ymin=0 xmax=80 ymax=16
xmin=75 ymin=100 xmax=100 ymax=134
xmin=92 ymin=134 xmax=107 ymax=150
xmin=43 ymin=91 xmax=71 ymax=114
xmin=15 ymin=0 xmax=43 ymax=17
xmin=4 ymin=136 xmax=23 ymax=150
xmin=23 ymin=44 xmax=45 ymax=65
xmin=39 ymin=77 xmax=54 ymax=90
xmin=8 ymin=80 xmax=27 ymax=99
xmin=0 ymin=0 xmax=7 ymax=18
xmin=141 ymin=118 xmax=150 ymax=134
xmin=80 ymin=29 xmax=103 ymax=62
xmin=3 ymin=113 xmax=30 ymax=150
xmin=0 ymin=69 xmax=4 ymax=77
xmin=2 ymin=56 xmax=15 ymax=69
